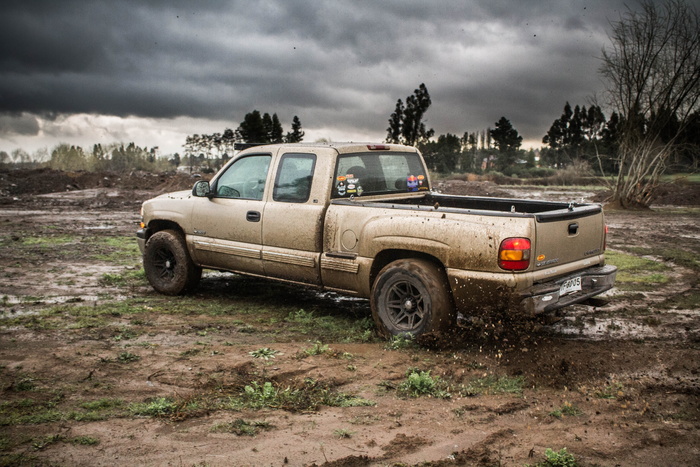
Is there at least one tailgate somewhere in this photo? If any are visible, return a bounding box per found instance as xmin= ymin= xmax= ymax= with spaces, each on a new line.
xmin=533 ymin=206 xmax=605 ymax=271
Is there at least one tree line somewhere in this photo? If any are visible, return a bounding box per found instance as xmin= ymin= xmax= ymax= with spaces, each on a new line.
xmin=178 ymin=112 xmax=305 ymax=172
xmin=0 ymin=112 xmax=307 ymax=174
xmin=2 ymin=1 xmax=696 ymax=209
xmin=385 ymin=0 xmax=699 ymax=209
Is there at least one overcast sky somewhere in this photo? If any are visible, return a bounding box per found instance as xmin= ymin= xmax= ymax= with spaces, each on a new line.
xmin=1 ymin=0 xmax=694 ymax=157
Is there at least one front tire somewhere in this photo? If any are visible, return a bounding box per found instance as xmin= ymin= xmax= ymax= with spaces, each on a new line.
xmin=370 ymin=258 xmax=455 ymax=338
xmin=144 ymin=229 xmax=201 ymax=295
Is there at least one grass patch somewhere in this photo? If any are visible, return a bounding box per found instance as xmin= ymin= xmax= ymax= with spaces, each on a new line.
xmin=80 ymin=398 xmax=124 ymax=412
xmin=89 ymin=236 xmax=142 ymax=265
xmin=528 ymin=447 xmax=578 ymax=467
xmin=285 ymin=309 xmax=375 ymax=343
xmin=594 ymin=382 xmax=625 ymax=400
xmin=605 ymin=250 xmax=670 ymax=289
xmin=384 ymin=334 xmax=417 ymax=350
xmin=129 ymin=397 xmax=177 ymax=417
xmin=549 ymin=403 xmax=583 ymax=418
xmin=0 ymin=392 xmax=123 ymax=426
xmin=235 ymin=380 xmax=375 ymax=412
xmin=302 ymin=341 xmax=330 ymax=356
xmin=98 ymin=269 xmax=146 ymax=288
xmin=617 ymin=246 xmax=700 ymax=273
xmin=249 ymin=347 xmax=282 ymax=360
xmin=397 ymin=369 xmax=450 ymax=399
xmin=120 ymin=378 xmax=374 ymax=422
xmin=116 ymin=351 xmax=140 ymax=363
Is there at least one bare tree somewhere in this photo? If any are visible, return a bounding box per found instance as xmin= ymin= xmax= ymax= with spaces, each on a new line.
xmin=600 ymin=0 xmax=700 ymax=208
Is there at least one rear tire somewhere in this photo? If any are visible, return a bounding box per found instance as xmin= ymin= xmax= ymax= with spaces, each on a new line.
xmin=144 ymin=229 xmax=201 ymax=295
xmin=371 ymin=258 xmax=455 ymax=338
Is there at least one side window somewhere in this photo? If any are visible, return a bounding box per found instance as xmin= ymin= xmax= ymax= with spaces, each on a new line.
xmin=215 ymin=155 xmax=271 ymax=200
xmin=273 ymin=153 xmax=316 ymax=203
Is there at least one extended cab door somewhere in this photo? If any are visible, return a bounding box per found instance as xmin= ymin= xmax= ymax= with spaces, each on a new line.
xmin=189 ymin=153 xmax=272 ymax=275
xmin=261 ymin=152 xmax=324 ymax=284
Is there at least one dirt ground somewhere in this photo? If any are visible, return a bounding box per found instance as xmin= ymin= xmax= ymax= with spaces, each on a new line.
xmin=0 ymin=168 xmax=699 ymax=466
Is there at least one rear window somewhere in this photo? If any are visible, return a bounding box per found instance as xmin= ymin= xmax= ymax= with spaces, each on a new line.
xmin=332 ymin=152 xmax=429 ymax=198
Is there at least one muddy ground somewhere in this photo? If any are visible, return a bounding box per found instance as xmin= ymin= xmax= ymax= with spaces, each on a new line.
xmin=0 ymin=168 xmax=699 ymax=466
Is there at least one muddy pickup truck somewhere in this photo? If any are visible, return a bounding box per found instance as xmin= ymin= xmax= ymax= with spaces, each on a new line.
xmin=137 ymin=142 xmax=616 ymax=337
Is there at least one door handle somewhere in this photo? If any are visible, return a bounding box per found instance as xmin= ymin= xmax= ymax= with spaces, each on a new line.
xmin=246 ymin=211 xmax=261 ymax=222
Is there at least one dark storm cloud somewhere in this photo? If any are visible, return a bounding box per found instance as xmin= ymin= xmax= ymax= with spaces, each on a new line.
xmin=1 ymin=0 xmax=687 ymax=148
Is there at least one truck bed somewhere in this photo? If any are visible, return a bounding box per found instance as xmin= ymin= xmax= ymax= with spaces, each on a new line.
xmin=333 ymin=192 xmax=602 ymax=221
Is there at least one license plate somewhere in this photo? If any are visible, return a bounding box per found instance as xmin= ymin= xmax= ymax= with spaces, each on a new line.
xmin=560 ymin=276 xmax=582 ymax=296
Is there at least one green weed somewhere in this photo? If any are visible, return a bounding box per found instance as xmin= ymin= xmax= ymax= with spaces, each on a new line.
xmin=180 ymin=348 xmax=202 ymax=357
xmin=249 ymin=347 xmax=282 ymax=360
xmin=528 ymin=447 xmax=578 ymax=467
xmin=80 ymin=398 xmax=124 ymax=411
xmin=303 ymin=341 xmax=330 ymax=356
xmin=384 ymin=333 xmax=417 ymax=350
xmin=595 ymin=382 xmax=624 ymax=400
xmin=236 ymin=380 xmax=374 ymax=412
xmin=397 ymin=370 xmax=450 ymax=399
xmin=13 ymin=378 xmax=37 ymax=392
xmin=116 ymin=352 xmax=140 ymax=363
xmin=129 ymin=397 xmax=176 ymax=417
xmin=549 ymin=403 xmax=583 ymax=418
xmin=71 ymin=436 xmax=100 ymax=446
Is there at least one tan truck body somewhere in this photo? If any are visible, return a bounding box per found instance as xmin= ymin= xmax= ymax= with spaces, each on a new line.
xmin=137 ymin=142 xmax=616 ymax=337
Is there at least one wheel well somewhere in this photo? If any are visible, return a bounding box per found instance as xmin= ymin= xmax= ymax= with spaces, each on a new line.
xmin=369 ymin=249 xmax=445 ymax=288
xmin=146 ymin=220 xmax=185 ymax=241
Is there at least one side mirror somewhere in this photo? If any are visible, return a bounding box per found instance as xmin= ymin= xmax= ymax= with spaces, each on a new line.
xmin=192 ymin=180 xmax=212 ymax=198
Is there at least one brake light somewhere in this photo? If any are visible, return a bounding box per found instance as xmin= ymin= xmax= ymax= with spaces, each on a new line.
xmin=604 ymin=225 xmax=609 ymax=250
xmin=367 ymin=144 xmax=390 ymax=150
xmin=498 ymin=237 xmax=531 ymax=271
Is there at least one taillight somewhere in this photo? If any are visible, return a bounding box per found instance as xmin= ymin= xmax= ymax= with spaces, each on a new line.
xmin=367 ymin=144 xmax=390 ymax=150
xmin=498 ymin=237 xmax=531 ymax=271
xmin=604 ymin=225 xmax=609 ymax=250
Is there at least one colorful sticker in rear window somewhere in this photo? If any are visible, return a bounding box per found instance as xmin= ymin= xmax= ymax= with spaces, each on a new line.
xmin=336 ymin=181 xmax=346 ymax=196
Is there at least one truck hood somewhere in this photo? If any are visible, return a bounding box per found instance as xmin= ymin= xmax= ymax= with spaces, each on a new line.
xmin=152 ymin=190 xmax=192 ymax=200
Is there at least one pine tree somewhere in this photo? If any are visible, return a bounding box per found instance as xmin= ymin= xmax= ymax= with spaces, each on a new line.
xmin=285 ymin=116 xmax=305 ymax=143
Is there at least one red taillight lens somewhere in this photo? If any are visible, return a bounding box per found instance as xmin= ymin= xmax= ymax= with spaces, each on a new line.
xmin=604 ymin=225 xmax=609 ymax=250
xmin=367 ymin=144 xmax=390 ymax=150
xmin=498 ymin=237 xmax=531 ymax=271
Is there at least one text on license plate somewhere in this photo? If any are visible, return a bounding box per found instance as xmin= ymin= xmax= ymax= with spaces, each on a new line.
xmin=560 ymin=276 xmax=582 ymax=296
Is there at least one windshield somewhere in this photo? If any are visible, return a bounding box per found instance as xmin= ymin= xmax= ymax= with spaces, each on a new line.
xmin=332 ymin=152 xmax=429 ymax=198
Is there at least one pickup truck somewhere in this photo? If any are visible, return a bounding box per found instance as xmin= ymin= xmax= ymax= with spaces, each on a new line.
xmin=137 ymin=142 xmax=616 ymax=337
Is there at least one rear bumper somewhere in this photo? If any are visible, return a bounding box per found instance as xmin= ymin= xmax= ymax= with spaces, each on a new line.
xmin=519 ymin=265 xmax=617 ymax=315
xmin=447 ymin=264 xmax=617 ymax=318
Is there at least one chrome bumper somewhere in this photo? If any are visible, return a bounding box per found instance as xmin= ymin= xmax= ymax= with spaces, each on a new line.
xmin=519 ymin=265 xmax=617 ymax=315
